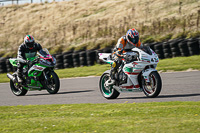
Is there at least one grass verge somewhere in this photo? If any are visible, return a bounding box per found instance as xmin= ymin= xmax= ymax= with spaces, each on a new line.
xmin=0 ymin=55 xmax=200 ymax=83
xmin=0 ymin=102 xmax=199 ymax=133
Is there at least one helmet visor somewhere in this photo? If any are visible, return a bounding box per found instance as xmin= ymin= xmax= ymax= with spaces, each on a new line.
xmin=128 ymin=35 xmax=139 ymax=44
xmin=26 ymin=42 xmax=34 ymax=48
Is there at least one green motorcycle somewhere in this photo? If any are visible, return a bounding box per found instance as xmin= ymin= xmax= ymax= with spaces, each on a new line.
xmin=7 ymin=48 xmax=60 ymax=96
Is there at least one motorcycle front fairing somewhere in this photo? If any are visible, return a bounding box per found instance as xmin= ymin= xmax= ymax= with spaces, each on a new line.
xmin=37 ymin=49 xmax=56 ymax=67
xmin=119 ymin=47 xmax=159 ymax=89
xmin=120 ymin=61 xmax=144 ymax=89
xmin=137 ymin=48 xmax=159 ymax=83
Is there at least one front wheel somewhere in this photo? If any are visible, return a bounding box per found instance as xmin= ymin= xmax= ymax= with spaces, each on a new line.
xmin=99 ymin=71 xmax=120 ymax=99
xmin=45 ymin=71 xmax=60 ymax=94
xmin=10 ymin=80 xmax=28 ymax=96
xmin=141 ymin=71 xmax=162 ymax=98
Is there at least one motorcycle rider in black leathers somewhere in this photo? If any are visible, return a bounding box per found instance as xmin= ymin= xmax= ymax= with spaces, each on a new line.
xmin=17 ymin=35 xmax=43 ymax=82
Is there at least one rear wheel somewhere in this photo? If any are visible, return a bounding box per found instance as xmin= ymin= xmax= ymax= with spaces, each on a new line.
xmin=45 ymin=71 xmax=60 ymax=94
xmin=10 ymin=80 xmax=28 ymax=96
xmin=142 ymin=71 xmax=162 ymax=98
xmin=99 ymin=71 xmax=120 ymax=99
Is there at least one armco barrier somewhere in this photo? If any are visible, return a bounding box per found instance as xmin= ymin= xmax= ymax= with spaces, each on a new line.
xmin=0 ymin=38 xmax=199 ymax=73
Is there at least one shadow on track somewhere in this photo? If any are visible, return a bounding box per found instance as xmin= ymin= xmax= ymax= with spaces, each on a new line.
xmin=26 ymin=90 xmax=94 ymax=96
xmin=118 ymin=93 xmax=200 ymax=99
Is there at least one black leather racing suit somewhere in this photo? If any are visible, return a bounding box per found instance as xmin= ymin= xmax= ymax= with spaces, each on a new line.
xmin=17 ymin=43 xmax=42 ymax=77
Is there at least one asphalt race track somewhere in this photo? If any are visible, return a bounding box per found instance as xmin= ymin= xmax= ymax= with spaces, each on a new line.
xmin=0 ymin=71 xmax=200 ymax=106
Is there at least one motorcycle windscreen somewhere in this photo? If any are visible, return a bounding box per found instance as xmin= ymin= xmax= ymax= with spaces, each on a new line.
xmin=38 ymin=48 xmax=50 ymax=57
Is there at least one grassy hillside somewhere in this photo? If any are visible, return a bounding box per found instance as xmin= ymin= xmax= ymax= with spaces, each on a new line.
xmin=0 ymin=0 xmax=199 ymax=57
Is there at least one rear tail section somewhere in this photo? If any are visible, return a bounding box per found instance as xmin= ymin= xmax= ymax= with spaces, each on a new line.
xmin=98 ymin=53 xmax=114 ymax=65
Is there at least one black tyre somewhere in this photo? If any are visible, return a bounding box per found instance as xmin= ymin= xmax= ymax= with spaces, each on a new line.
xmin=63 ymin=63 xmax=70 ymax=68
xmin=163 ymin=42 xmax=170 ymax=49
xmin=56 ymin=54 xmax=63 ymax=60
xmin=99 ymin=71 xmax=120 ymax=99
xmin=55 ymin=63 xmax=63 ymax=69
xmin=164 ymin=53 xmax=171 ymax=58
xmin=172 ymin=52 xmax=180 ymax=57
xmin=148 ymin=42 xmax=158 ymax=52
xmin=171 ymin=47 xmax=178 ymax=52
xmin=10 ymin=80 xmax=28 ymax=96
xmin=87 ymin=50 xmax=96 ymax=63
xmin=46 ymin=71 xmax=60 ymax=94
xmin=141 ymin=71 xmax=162 ymax=98
xmin=163 ymin=48 xmax=170 ymax=53
xmin=102 ymin=48 xmax=112 ymax=53
xmin=72 ymin=53 xmax=80 ymax=67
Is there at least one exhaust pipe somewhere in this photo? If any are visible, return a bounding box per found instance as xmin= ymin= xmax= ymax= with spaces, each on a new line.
xmin=7 ymin=73 xmax=17 ymax=83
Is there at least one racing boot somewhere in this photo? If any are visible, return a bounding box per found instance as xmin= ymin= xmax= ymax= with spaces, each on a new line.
xmin=106 ymin=70 xmax=116 ymax=86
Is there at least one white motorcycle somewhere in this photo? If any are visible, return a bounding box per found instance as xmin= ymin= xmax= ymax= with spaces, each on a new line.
xmin=99 ymin=46 xmax=162 ymax=99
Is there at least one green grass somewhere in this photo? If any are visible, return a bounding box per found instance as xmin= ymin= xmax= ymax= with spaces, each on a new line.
xmin=0 ymin=102 xmax=199 ymax=133
xmin=0 ymin=55 xmax=200 ymax=83
xmin=56 ymin=64 xmax=110 ymax=79
xmin=157 ymin=55 xmax=200 ymax=72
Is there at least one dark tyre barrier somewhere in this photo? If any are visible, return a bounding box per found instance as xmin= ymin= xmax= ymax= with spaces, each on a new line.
xmin=63 ymin=53 xmax=73 ymax=68
xmin=187 ymin=38 xmax=199 ymax=56
xmin=62 ymin=51 xmax=73 ymax=55
xmin=148 ymin=42 xmax=158 ymax=52
xmin=86 ymin=50 xmax=96 ymax=66
xmin=0 ymin=58 xmax=7 ymax=73
xmin=6 ymin=58 xmax=13 ymax=72
xmin=72 ymin=52 xmax=80 ymax=67
xmin=169 ymin=39 xmax=181 ymax=57
xmin=154 ymin=43 xmax=164 ymax=59
xmin=79 ymin=51 xmax=87 ymax=66
xmin=102 ymin=48 xmax=112 ymax=53
xmin=162 ymin=42 xmax=172 ymax=58
xmin=1 ymin=38 xmax=199 ymax=71
xmin=178 ymin=40 xmax=189 ymax=56
xmin=63 ymin=63 xmax=70 ymax=68
xmin=198 ymin=38 xmax=200 ymax=54
xmin=55 ymin=54 xmax=64 ymax=69
xmin=55 ymin=63 xmax=63 ymax=69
